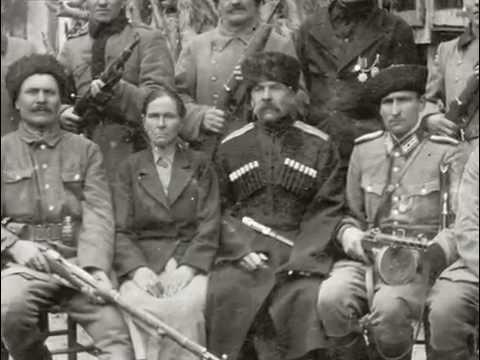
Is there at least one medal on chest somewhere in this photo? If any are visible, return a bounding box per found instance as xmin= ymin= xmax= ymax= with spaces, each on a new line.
xmin=352 ymin=54 xmax=381 ymax=83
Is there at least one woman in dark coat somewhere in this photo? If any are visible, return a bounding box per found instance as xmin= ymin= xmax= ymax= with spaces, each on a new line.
xmin=112 ymin=87 xmax=221 ymax=360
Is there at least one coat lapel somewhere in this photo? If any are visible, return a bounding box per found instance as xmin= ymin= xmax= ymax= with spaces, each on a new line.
xmin=308 ymin=9 xmax=341 ymax=65
xmin=137 ymin=150 xmax=170 ymax=208
xmin=167 ymin=147 xmax=194 ymax=205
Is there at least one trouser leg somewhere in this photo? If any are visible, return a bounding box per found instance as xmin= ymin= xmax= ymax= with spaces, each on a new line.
xmin=317 ymin=260 xmax=369 ymax=360
xmin=65 ymin=292 xmax=134 ymax=360
xmin=369 ymin=277 xmax=427 ymax=360
xmin=1 ymin=273 xmax=60 ymax=360
xmin=427 ymin=277 xmax=479 ymax=359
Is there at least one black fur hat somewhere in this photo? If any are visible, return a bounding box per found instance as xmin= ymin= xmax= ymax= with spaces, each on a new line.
xmin=242 ymin=51 xmax=301 ymax=91
xmin=5 ymin=54 xmax=68 ymax=103
xmin=365 ymin=64 xmax=428 ymax=104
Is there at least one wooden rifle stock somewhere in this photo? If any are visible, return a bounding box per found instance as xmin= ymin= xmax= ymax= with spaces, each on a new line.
xmin=42 ymin=249 xmax=227 ymax=360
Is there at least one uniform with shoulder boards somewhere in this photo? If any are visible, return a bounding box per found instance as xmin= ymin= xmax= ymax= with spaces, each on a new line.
xmin=317 ymin=64 xmax=465 ymax=360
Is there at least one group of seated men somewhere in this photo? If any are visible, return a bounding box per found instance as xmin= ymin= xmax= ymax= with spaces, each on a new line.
xmin=1 ymin=1 xmax=478 ymax=360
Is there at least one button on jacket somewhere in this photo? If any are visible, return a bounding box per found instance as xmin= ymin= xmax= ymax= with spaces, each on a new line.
xmin=1 ymin=122 xmax=115 ymax=272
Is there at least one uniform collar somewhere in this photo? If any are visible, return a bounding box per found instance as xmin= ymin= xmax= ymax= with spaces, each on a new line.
xmin=214 ymin=20 xmax=259 ymax=51
xmin=385 ymin=125 xmax=425 ymax=156
xmin=458 ymin=25 xmax=477 ymax=49
xmin=17 ymin=121 xmax=63 ymax=148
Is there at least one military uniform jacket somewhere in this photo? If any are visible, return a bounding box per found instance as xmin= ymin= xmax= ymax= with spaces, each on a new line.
xmin=58 ymin=22 xmax=174 ymax=178
xmin=340 ymin=130 xmax=464 ymax=262
xmin=1 ymin=36 xmax=37 ymax=136
xmin=207 ymin=119 xmax=345 ymax=360
xmin=297 ymin=2 xmax=418 ymax=163
xmin=112 ymin=145 xmax=221 ymax=278
xmin=175 ymin=24 xmax=300 ymax=153
xmin=1 ymin=123 xmax=114 ymax=273
xmin=423 ymin=27 xmax=479 ymax=140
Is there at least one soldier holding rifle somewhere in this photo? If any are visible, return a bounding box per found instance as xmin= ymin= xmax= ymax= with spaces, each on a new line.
xmin=423 ymin=0 xmax=479 ymax=148
xmin=316 ymin=65 xmax=464 ymax=360
xmin=175 ymin=0 xmax=301 ymax=157
xmin=58 ymin=0 xmax=174 ymax=180
xmin=208 ymin=52 xmax=345 ymax=360
xmin=0 ymin=54 xmax=133 ymax=360
xmin=428 ymin=146 xmax=479 ymax=360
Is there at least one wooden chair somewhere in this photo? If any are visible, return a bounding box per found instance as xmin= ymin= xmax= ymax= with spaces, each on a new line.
xmin=1 ymin=309 xmax=99 ymax=360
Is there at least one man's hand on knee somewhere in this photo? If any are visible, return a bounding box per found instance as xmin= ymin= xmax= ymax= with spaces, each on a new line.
xmin=8 ymin=240 xmax=51 ymax=273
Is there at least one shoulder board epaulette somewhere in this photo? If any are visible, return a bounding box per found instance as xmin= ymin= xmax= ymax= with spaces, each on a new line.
xmin=354 ymin=130 xmax=384 ymax=145
xmin=66 ymin=23 xmax=89 ymax=40
xmin=429 ymin=134 xmax=460 ymax=146
xmin=221 ymin=123 xmax=255 ymax=144
xmin=293 ymin=121 xmax=329 ymax=141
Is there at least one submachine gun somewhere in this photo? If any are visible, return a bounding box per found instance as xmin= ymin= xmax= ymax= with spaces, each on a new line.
xmin=42 ymin=249 xmax=227 ymax=360
xmin=73 ymin=35 xmax=141 ymax=138
xmin=361 ymin=228 xmax=432 ymax=286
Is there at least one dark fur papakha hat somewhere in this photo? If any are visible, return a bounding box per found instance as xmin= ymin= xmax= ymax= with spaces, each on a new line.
xmin=242 ymin=51 xmax=301 ymax=91
xmin=6 ymin=54 xmax=68 ymax=103
xmin=365 ymin=64 xmax=428 ymax=104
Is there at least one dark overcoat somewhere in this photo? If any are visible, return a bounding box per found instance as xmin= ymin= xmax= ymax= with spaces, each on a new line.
xmin=297 ymin=2 xmax=418 ymax=167
xmin=206 ymin=120 xmax=345 ymax=360
xmin=112 ymin=145 xmax=221 ymax=278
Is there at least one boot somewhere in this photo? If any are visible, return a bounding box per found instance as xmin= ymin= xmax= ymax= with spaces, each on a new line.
xmin=429 ymin=348 xmax=475 ymax=360
xmin=327 ymin=335 xmax=369 ymax=360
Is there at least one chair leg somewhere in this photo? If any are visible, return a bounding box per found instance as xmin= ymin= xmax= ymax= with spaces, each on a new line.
xmin=67 ymin=317 xmax=78 ymax=360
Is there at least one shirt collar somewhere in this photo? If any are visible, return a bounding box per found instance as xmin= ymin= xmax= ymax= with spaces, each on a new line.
xmin=213 ymin=21 xmax=259 ymax=51
xmin=458 ymin=25 xmax=476 ymax=49
xmin=18 ymin=121 xmax=63 ymax=148
xmin=151 ymin=142 xmax=176 ymax=166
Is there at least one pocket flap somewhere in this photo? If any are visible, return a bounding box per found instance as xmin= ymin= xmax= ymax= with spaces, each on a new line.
xmin=62 ymin=170 xmax=84 ymax=182
xmin=361 ymin=180 xmax=384 ymax=195
xmin=403 ymin=180 xmax=440 ymax=196
xmin=3 ymin=168 xmax=33 ymax=183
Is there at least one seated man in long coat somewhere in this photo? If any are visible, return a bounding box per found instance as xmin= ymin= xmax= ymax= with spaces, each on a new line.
xmin=206 ymin=52 xmax=345 ymax=360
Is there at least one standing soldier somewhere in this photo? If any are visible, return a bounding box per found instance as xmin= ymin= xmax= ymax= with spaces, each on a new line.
xmin=1 ymin=1 xmax=37 ymax=136
xmin=423 ymin=0 xmax=479 ymax=150
xmin=208 ymin=52 xmax=344 ymax=360
xmin=1 ymin=54 xmax=133 ymax=360
xmin=175 ymin=0 xmax=302 ymax=157
xmin=296 ymin=0 xmax=418 ymax=174
xmin=427 ymin=146 xmax=479 ymax=360
xmin=316 ymin=65 xmax=464 ymax=360
xmin=58 ymin=0 xmax=174 ymax=179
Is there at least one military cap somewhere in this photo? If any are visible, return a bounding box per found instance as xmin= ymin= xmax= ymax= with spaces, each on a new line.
xmin=365 ymin=64 xmax=428 ymax=104
xmin=242 ymin=51 xmax=301 ymax=91
xmin=5 ymin=54 xmax=69 ymax=103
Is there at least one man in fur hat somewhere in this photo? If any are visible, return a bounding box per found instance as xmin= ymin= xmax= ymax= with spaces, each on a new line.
xmin=0 ymin=54 xmax=133 ymax=360
xmin=206 ymin=51 xmax=345 ymax=360
xmin=316 ymin=64 xmax=464 ymax=360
